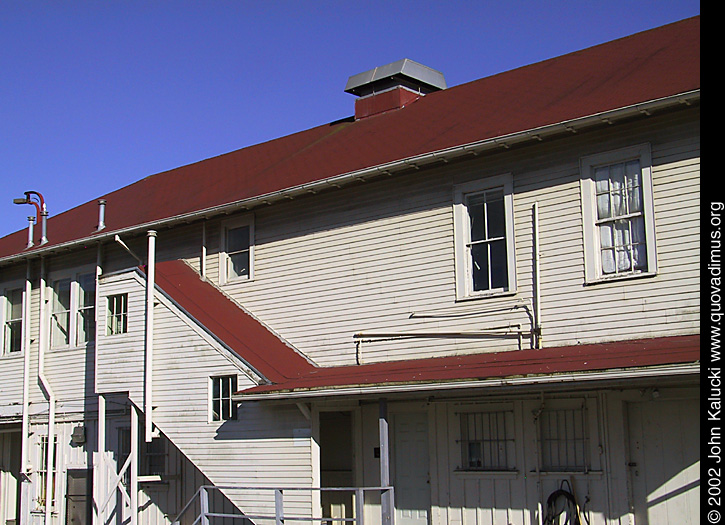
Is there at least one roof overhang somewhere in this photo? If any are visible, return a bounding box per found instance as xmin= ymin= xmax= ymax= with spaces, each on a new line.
xmin=233 ymin=335 xmax=700 ymax=402
xmin=0 ymin=89 xmax=700 ymax=268
xmin=234 ymin=363 xmax=699 ymax=402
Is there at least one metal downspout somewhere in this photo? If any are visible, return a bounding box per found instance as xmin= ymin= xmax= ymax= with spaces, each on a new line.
xmin=533 ymin=203 xmax=543 ymax=348
xmin=38 ymin=257 xmax=56 ymax=525
xmin=145 ymin=230 xmax=156 ymax=443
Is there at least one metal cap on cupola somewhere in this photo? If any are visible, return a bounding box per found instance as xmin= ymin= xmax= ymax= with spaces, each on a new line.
xmin=345 ymin=59 xmax=446 ymax=120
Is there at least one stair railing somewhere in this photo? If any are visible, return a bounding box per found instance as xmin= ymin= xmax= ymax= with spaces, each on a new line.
xmin=172 ymin=484 xmax=395 ymax=525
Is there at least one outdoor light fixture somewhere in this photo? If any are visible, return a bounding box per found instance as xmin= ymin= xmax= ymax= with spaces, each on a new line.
xmin=13 ymin=190 xmax=48 ymax=247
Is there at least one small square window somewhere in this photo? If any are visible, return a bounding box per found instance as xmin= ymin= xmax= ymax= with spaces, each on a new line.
xmin=107 ymin=294 xmax=128 ymax=335
xmin=459 ymin=410 xmax=515 ymax=471
xmin=211 ymin=375 xmax=238 ymax=422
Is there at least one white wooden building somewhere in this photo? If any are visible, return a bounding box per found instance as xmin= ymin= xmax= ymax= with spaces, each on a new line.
xmin=0 ymin=16 xmax=700 ymax=525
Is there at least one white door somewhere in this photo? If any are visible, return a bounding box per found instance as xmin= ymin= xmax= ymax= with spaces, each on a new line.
xmin=393 ymin=412 xmax=430 ymax=525
xmin=627 ymin=397 xmax=700 ymax=524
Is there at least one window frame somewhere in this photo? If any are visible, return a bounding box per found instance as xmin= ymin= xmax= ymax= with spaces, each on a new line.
xmin=210 ymin=375 xmax=239 ymax=423
xmin=453 ymin=174 xmax=517 ymax=300
xmin=106 ymin=293 xmax=129 ymax=336
xmin=458 ymin=407 xmax=517 ymax=472
xmin=36 ymin=435 xmax=58 ymax=510
xmin=580 ymin=144 xmax=657 ymax=284
xmin=219 ymin=215 xmax=255 ymax=285
xmin=1 ymin=285 xmax=24 ymax=356
xmin=48 ymin=271 xmax=96 ymax=350
xmin=535 ymin=398 xmax=599 ymax=473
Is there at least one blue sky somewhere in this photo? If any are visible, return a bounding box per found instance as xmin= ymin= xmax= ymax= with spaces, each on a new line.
xmin=0 ymin=1 xmax=700 ymax=239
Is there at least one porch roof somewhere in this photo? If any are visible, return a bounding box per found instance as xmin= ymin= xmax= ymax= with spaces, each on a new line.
xmin=234 ymin=334 xmax=700 ymax=400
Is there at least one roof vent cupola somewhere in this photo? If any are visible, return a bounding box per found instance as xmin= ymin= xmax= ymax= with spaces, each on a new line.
xmin=345 ymin=59 xmax=446 ymax=120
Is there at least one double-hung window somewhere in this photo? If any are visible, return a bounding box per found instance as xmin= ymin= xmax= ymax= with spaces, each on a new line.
xmin=50 ymin=273 xmax=96 ymax=348
xmin=453 ymin=174 xmax=516 ymax=299
xmin=220 ymin=216 xmax=254 ymax=284
xmin=581 ymin=144 xmax=657 ymax=283
xmin=3 ymin=287 xmax=23 ymax=355
xmin=536 ymin=399 xmax=596 ymax=472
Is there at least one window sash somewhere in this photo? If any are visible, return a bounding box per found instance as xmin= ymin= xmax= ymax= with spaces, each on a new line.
xmin=107 ymin=294 xmax=128 ymax=335
xmin=211 ymin=375 xmax=238 ymax=421
xmin=38 ymin=436 xmax=58 ymax=508
xmin=4 ymin=288 xmax=23 ymax=353
xmin=581 ymin=144 xmax=655 ymax=282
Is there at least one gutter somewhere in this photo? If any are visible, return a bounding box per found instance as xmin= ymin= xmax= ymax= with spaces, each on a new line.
xmin=0 ymin=90 xmax=700 ymax=267
xmin=233 ymin=363 xmax=700 ymax=401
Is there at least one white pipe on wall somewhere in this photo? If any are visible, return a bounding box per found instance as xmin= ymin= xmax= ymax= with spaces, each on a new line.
xmin=37 ymin=258 xmax=56 ymax=525
xmin=20 ymin=261 xmax=32 ymax=476
xmin=145 ymin=230 xmax=156 ymax=443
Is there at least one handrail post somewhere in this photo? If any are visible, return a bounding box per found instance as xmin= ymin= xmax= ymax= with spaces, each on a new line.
xmin=275 ymin=488 xmax=284 ymax=525
xmin=356 ymin=488 xmax=364 ymax=525
xmin=199 ymin=486 xmax=210 ymax=525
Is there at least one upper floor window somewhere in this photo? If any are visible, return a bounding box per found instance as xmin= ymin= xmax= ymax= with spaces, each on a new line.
xmin=581 ymin=144 xmax=657 ymax=283
xmin=453 ymin=174 xmax=516 ymax=299
xmin=50 ymin=273 xmax=95 ymax=348
xmin=211 ymin=375 xmax=238 ymax=422
xmin=2 ymin=287 xmax=23 ymax=355
xmin=220 ymin=216 xmax=254 ymax=284
xmin=107 ymin=293 xmax=128 ymax=335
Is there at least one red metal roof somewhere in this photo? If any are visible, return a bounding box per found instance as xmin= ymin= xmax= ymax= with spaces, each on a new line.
xmin=152 ymin=259 xmax=315 ymax=383
xmin=0 ymin=16 xmax=700 ymax=260
xmin=151 ymin=258 xmax=699 ymax=395
xmin=239 ymin=335 xmax=700 ymax=396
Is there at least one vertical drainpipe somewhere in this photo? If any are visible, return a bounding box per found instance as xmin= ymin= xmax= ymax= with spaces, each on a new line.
xmin=20 ymin=261 xmax=32 ymax=496
xmin=145 ymin=230 xmax=157 ymax=443
xmin=94 ymin=243 xmax=103 ymax=525
xmin=38 ymin=257 xmax=56 ymax=525
xmin=532 ymin=203 xmax=543 ymax=349
xmin=201 ymin=221 xmax=207 ymax=278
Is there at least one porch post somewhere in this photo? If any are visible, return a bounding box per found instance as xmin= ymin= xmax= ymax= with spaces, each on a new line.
xmin=95 ymin=393 xmax=106 ymax=525
xmin=379 ymin=398 xmax=393 ymax=524
xmin=130 ymin=404 xmax=139 ymax=525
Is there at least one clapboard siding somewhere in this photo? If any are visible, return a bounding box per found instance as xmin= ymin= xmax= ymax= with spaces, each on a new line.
xmin=94 ymin=269 xmax=315 ymax=519
xmin=166 ymin=109 xmax=699 ymax=366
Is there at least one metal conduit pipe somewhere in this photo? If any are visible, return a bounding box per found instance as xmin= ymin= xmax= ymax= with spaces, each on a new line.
xmin=20 ymin=261 xmax=32 ymax=478
xmin=145 ymin=230 xmax=156 ymax=443
xmin=38 ymin=257 xmax=56 ymax=525
xmin=533 ymin=203 xmax=543 ymax=348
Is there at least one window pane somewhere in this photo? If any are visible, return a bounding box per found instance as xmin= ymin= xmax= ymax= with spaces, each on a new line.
xmin=489 ymin=240 xmax=508 ymax=290
xmin=53 ymin=279 xmax=71 ymax=312
xmin=52 ymin=312 xmax=70 ymax=346
xmin=486 ymin=192 xmax=505 ymax=239
xmin=6 ymin=320 xmax=21 ymax=352
xmin=227 ymin=226 xmax=250 ymax=253
xmin=229 ymin=252 xmax=250 ymax=278
xmin=78 ymin=274 xmax=95 ymax=308
xmin=468 ymin=199 xmax=485 ymax=242
xmin=8 ymin=288 xmax=22 ymax=320
xmin=471 ymin=243 xmax=489 ymax=291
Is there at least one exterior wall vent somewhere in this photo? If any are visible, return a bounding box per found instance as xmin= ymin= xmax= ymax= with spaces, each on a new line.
xmin=345 ymin=59 xmax=446 ymax=120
